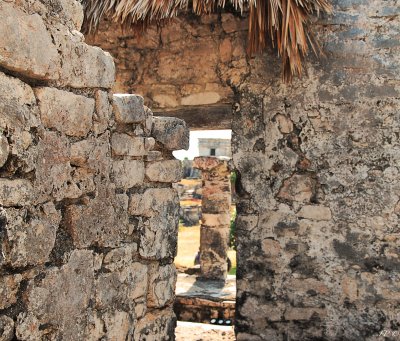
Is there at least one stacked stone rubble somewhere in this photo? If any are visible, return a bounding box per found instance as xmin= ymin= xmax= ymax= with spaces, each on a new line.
xmin=0 ymin=1 xmax=188 ymax=340
xmin=193 ymin=157 xmax=231 ymax=280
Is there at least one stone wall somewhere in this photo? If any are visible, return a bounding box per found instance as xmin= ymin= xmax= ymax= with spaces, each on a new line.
xmin=0 ymin=1 xmax=188 ymax=340
xmin=233 ymin=1 xmax=400 ymax=340
xmin=89 ymin=1 xmax=400 ymax=340
xmin=86 ymin=14 xmax=248 ymax=111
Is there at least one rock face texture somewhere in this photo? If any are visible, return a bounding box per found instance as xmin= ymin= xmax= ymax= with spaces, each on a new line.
xmin=193 ymin=157 xmax=232 ymax=280
xmin=90 ymin=0 xmax=400 ymax=340
xmin=0 ymin=1 xmax=186 ymax=340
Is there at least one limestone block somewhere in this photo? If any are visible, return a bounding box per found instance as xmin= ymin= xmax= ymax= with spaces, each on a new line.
xmin=181 ymin=92 xmax=221 ymax=106
xmin=133 ymin=309 xmax=175 ymax=341
xmin=58 ymin=0 xmax=84 ymax=30
xmin=201 ymin=213 xmax=231 ymax=227
xmin=277 ymin=174 xmax=316 ymax=202
xmin=284 ymin=307 xmax=326 ymax=321
xmin=1 ymin=203 xmax=60 ymax=267
xmin=0 ymin=179 xmax=33 ymax=206
xmin=129 ymin=188 xmax=178 ymax=217
xmin=153 ymin=94 xmax=179 ymax=108
xmin=261 ymin=239 xmax=281 ymax=258
xmin=65 ymin=185 xmax=131 ymax=248
xmin=70 ymin=134 xmax=110 ymax=175
xmin=145 ymin=160 xmax=183 ymax=183
xmin=103 ymin=244 xmax=138 ymax=272
xmin=275 ymin=114 xmax=294 ymax=134
xmin=0 ymin=274 xmax=23 ymax=310
xmin=0 ymin=72 xmax=38 ymax=130
xmin=52 ymin=28 xmax=115 ymax=88
xmin=35 ymin=87 xmax=94 ymax=137
xmin=111 ymin=133 xmax=148 ymax=156
xmin=297 ymin=205 xmax=332 ymax=221
xmin=0 ymin=2 xmax=60 ymax=80
xmin=148 ymin=263 xmax=177 ymax=308
xmin=152 ymin=117 xmax=189 ymax=150
xmin=112 ymin=160 xmax=145 ymax=188
xmin=0 ymin=135 xmax=9 ymax=168
xmin=103 ymin=311 xmax=130 ymax=340
xmin=113 ymin=94 xmax=146 ymax=123
xmin=17 ymin=250 xmax=95 ymax=340
xmin=95 ymin=262 xmax=148 ymax=309
xmin=93 ymin=90 xmax=112 ymax=135
xmin=138 ymin=190 xmax=180 ymax=259
xmin=0 ymin=315 xmax=14 ymax=341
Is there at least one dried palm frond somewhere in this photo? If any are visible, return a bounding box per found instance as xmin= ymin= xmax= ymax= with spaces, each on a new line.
xmin=82 ymin=0 xmax=332 ymax=81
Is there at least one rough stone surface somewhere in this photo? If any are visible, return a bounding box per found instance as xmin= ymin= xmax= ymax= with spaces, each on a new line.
xmin=113 ymin=94 xmax=146 ymax=123
xmin=36 ymin=87 xmax=94 ymax=137
xmin=0 ymin=1 xmax=184 ymax=339
xmin=152 ymin=117 xmax=190 ymax=150
xmin=194 ymin=157 xmax=231 ymax=279
xmin=146 ymin=160 xmax=183 ymax=183
xmin=89 ymin=2 xmax=400 ymax=340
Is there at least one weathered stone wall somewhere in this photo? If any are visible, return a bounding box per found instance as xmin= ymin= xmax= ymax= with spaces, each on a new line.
xmin=90 ymin=1 xmax=400 ymax=340
xmin=233 ymin=1 xmax=400 ymax=340
xmin=86 ymin=14 xmax=248 ymax=111
xmin=0 ymin=1 xmax=188 ymax=340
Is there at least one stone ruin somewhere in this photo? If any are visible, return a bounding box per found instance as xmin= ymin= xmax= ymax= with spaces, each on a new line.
xmin=1 ymin=0 xmax=400 ymax=340
xmin=0 ymin=1 xmax=189 ymax=339
xmin=193 ymin=157 xmax=232 ymax=280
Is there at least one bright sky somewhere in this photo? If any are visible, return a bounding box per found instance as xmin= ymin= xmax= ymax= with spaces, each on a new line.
xmin=173 ymin=130 xmax=232 ymax=160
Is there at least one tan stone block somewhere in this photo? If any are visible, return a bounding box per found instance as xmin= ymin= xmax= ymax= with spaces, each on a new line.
xmin=52 ymin=28 xmax=115 ymax=89
xmin=103 ymin=311 xmax=130 ymax=340
xmin=262 ymin=239 xmax=281 ymax=257
xmin=0 ymin=72 xmax=38 ymax=131
xmin=219 ymin=38 xmax=233 ymax=63
xmin=0 ymin=179 xmax=33 ymax=206
xmin=275 ymin=114 xmax=294 ymax=134
xmin=58 ymin=0 xmax=84 ymax=30
xmin=93 ymin=90 xmax=112 ymax=135
xmin=2 ymin=203 xmax=60 ymax=267
xmin=133 ymin=309 xmax=175 ymax=341
xmin=0 ymin=274 xmax=23 ymax=309
xmin=153 ymin=94 xmax=179 ymax=108
xmin=145 ymin=160 xmax=182 ymax=183
xmin=240 ymin=297 xmax=283 ymax=322
xmin=0 ymin=135 xmax=9 ymax=168
xmin=297 ymin=205 xmax=332 ymax=221
xmin=0 ymin=2 xmax=60 ymax=80
xmin=111 ymin=133 xmax=147 ymax=156
xmin=152 ymin=117 xmax=189 ymax=151
xmin=148 ymin=263 xmax=177 ymax=308
xmin=181 ymin=92 xmax=221 ymax=106
xmin=36 ymin=87 xmax=94 ymax=137
xmin=284 ymin=307 xmax=326 ymax=321
xmin=201 ymin=213 xmax=231 ymax=227
xmin=0 ymin=315 xmax=14 ymax=341
xmin=113 ymin=94 xmax=145 ymax=123
xmin=112 ymin=160 xmax=145 ymax=189
xmin=277 ymin=174 xmax=316 ymax=202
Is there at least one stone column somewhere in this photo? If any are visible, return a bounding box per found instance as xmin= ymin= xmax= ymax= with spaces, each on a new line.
xmin=193 ymin=157 xmax=231 ymax=280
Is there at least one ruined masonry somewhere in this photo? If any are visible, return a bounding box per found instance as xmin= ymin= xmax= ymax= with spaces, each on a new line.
xmin=0 ymin=1 xmax=189 ymax=340
xmin=193 ymin=157 xmax=232 ymax=280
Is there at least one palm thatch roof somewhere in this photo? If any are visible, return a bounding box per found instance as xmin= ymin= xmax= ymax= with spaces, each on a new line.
xmin=82 ymin=0 xmax=332 ymax=81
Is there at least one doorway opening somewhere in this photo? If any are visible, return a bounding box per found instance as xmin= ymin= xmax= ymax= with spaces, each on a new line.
xmin=172 ymin=129 xmax=236 ymax=336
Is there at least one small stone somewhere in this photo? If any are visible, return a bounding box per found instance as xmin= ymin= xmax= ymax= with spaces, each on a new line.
xmin=0 ymin=274 xmax=22 ymax=310
xmin=0 ymin=135 xmax=9 ymax=168
xmin=275 ymin=114 xmax=293 ymax=134
xmin=152 ymin=117 xmax=189 ymax=150
xmin=201 ymin=213 xmax=231 ymax=227
xmin=113 ymin=94 xmax=145 ymax=123
xmin=262 ymin=239 xmax=281 ymax=258
xmin=35 ymin=87 xmax=94 ymax=137
xmin=0 ymin=2 xmax=60 ymax=80
xmin=111 ymin=133 xmax=147 ymax=156
xmin=112 ymin=160 xmax=145 ymax=189
xmin=93 ymin=90 xmax=112 ymax=135
xmin=181 ymin=92 xmax=221 ymax=106
xmin=145 ymin=160 xmax=183 ymax=183
xmin=277 ymin=174 xmax=316 ymax=202
xmin=148 ymin=263 xmax=176 ymax=308
xmin=297 ymin=205 xmax=332 ymax=221
xmin=0 ymin=179 xmax=33 ymax=206
xmin=103 ymin=311 xmax=130 ymax=340
xmin=0 ymin=315 xmax=14 ymax=341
